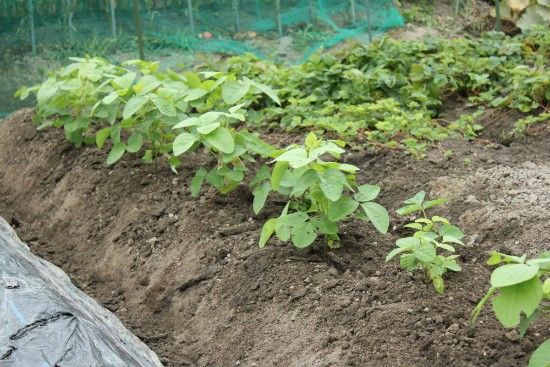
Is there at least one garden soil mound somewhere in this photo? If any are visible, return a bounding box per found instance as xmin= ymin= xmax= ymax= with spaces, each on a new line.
xmin=0 ymin=108 xmax=549 ymax=367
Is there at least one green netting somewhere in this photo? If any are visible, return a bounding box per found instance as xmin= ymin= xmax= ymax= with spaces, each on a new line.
xmin=1 ymin=0 xmax=403 ymax=61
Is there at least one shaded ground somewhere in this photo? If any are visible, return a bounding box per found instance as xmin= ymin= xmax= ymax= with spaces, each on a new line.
xmin=0 ymin=108 xmax=549 ymax=367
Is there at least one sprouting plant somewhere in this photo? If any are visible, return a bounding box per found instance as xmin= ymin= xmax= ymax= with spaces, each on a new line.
xmin=386 ymin=191 xmax=464 ymax=293
xmin=253 ymin=132 xmax=389 ymax=249
xmin=471 ymin=251 xmax=550 ymax=367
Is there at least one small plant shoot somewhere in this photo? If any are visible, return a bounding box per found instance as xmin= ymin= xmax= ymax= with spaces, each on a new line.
xmin=387 ymin=191 xmax=464 ymax=293
xmin=254 ymin=132 xmax=389 ymax=249
xmin=472 ymin=251 xmax=550 ymax=367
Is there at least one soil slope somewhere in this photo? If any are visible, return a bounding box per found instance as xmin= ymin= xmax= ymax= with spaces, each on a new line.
xmin=0 ymin=108 xmax=549 ymax=367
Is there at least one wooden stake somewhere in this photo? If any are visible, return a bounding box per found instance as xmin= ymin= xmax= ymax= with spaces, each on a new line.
xmin=233 ymin=0 xmax=241 ymax=33
xmin=495 ymin=0 xmax=502 ymax=32
xmin=110 ymin=0 xmax=117 ymax=37
xmin=350 ymin=0 xmax=356 ymax=25
xmin=132 ymin=0 xmax=145 ymax=60
xmin=28 ymin=0 xmax=36 ymax=55
xmin=187 ymin=0 xmax=194 ymax=33
xmin=275 ymin=0 xmax=282 ymax=37
xmin=364 ymin=0 xmax=373 ymax=42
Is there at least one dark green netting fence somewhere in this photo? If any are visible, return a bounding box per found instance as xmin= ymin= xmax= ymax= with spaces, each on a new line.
xmin=0 ymin=0 xmax=403 ymax=116
xmin=1 ymin=0 xmax=403 ymax=59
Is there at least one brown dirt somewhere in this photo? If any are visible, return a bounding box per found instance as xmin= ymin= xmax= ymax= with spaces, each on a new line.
xmin=0 ymin=108 xmax=549 ymax=367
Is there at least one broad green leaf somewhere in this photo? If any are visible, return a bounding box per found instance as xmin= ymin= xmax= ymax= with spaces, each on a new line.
xmin=113 ymin=72 xmax=136 ymax=89
xmin=250 ymin=165 xmax=271 ymax=187
xmin=404 ymin=191 xmax=426 ymax=205
xmin=544 ymin=279 xmax=550 ymax=295
xmin=245 ymin=77 xmax=281 ymax=105
xmin=183 ymin=71 xmax=202 ymax=88
xmin=491 ymin=264 xmax=539 ymax=288
xmin=107 ymin=143 xmax=126 ymax=165
xmin=96 ymin=127 xmax=111 ymax=148
xmin=173 ymin=133 xmax=197 ymax=156
xmin=191 ymin=168 xmax=207 ymax=197
xmin=222 ymin=80 xmax=250 ymax=105
xmin=439 ymin=224 xmax=464 ymax=241
xmin=304 ymin=132 xmax=320 ymax=150
xmin=354 ymin=184 xmax=380 ymax=202
xmin=311 ymin=216 xmax=338 ymax=235
xmin=386 ymin=247 xmax=408 ymax=262
xmin=361 ymin=202 xmax=390 ymax=234
xmin=150 ymin=94 xmax=177 ymax=117
xmin=414 ymin=241 xmax=437 ymax=262
xmin=197 ymin=122 xmax=221 ymax=135
xmin=36 ymin=79 xmax=59 ymax=104
xmin=259 ymin=218 xmax=277 ymax=248
xmin=423 ymin=198 xmax=447 ymax=209
xmin=204 ymin=127 xmax=235 ymax=154
xmin=492 ymin=277 xmax=543 ymax=328
xmin=102 ymin=92 xmax=119 ymax=105
xmin=319 ymin=169 xmax=346 ymax=202
xmin=123 ymin=95 xmax=148 ymax=120
xmin=328 ymin=196 xmax=359 ymax=222
xmin=396 ymin=203 xmax=423 ymax=216
xmin=126 ymin=133 xmax=143 ymax=153
xmin=528 ymin=339 xmax=550 ymax=367
xmin=291 ymin=221 xmax=317 ymax=248
xmin=142 ymin=150 xmax=153 ymax=164
xmin=271 ymin=161 xmax=289 ymax=190
xmin=273 ymin=148 xmax=310 ymax=168
xmin=291 ymin=169 xmax=318 ymax=196
xmin=396 ymin=237 xmax=420 ymax=248
xmin=253 ymin=182 xmax=270 ymax=215
xmin=169 ymin=156 xmax=182 ymax=174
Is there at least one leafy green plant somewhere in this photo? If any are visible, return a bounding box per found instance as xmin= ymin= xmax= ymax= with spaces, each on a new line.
xmin=386 ymin=191 xmax=464 ymax=293
xmin=254 ymin=132 xmax=389 ymax=249
xmin=472 ymin=251 xmax=550 ymax=367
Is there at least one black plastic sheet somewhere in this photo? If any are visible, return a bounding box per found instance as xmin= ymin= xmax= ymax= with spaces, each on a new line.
xmin=0 ymin=217 xmax=162 ymax=367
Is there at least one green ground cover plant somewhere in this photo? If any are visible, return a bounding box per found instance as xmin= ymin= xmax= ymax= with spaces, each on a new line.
xmin=215 ymin=27 xmax=550 ymax=156
xmin=386 ymin=191 xmax=464 ymax=293
xmin=253 ymin=132 xmax=389 ymax=248
xmin=472 ymin=251 xmax=550 ymax=367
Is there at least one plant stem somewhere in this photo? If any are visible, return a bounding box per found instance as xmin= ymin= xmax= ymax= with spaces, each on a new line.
xmin=350 ymin=0 xmax=357 ymax=25
xmin=495 ymin=0 xmax=502 ymax=32
xmin=233 ymin=0 xmax=240 ymax=33
xmin=275 ymin=0 xmax=282 ymax=37
xmin=363 ymin=0 xmax=373 ymax=42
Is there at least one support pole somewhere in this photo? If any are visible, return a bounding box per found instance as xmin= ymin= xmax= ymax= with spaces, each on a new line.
xmin=28 ymin=0 xmax=36 ymax=55
xmin=350 ymin=0 xmax=357 ymax=25
xmin=275 ymin=0 xmax=282 ymax=37
xmin=308 ymin=0 xmax=316 ymax=24
xmin=495 ymin=0 xmax=502 ymax=32
xmin=187 ymin=0 xmax=194 ymax=33
xmin=132 ymin=0 xmax=145 ymax=60
xmin=233 ymin=0 xmax=241 ymax=33
xmin=110 ymin=0 xmax=117 ymax=37
xmin=364 ymin=0 xmax=373 ymax=42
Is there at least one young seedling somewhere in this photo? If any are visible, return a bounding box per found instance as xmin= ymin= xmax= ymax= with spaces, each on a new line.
xmin=387 ymin=191 xmax=464 ymax=293
xmin=471 ymin=251 xmax=550 ymax=367
xmin=253 ymin=132 xmax=389 ymax=249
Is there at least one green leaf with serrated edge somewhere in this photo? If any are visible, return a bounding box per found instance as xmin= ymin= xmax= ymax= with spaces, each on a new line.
xmin=222 ymin=80 xmax=250 ymax=105
xmin=204 ymin=127 xmax=234 ymax=154
xmin=404 ymin=191 xmax=426 ymax=205
xmin=396 ymin=204 xmax=423 ymax=216
xmin=492 ymin=277 xmax=543 ymax=328
xmin=96 ymin=127 xmax=111 ymax=148
xmin=107 ymin=143 xmax=126 ymax=165
xmin=431 ymin=215 xmax=449 ymax=224
xmin=259 ymin=218 xmax=277 ymax=248
xmin=191 ymin=168 xmax=207 ymax=197
xmin=396 ymin=237 xmax=420 ymax=248
xmin=173 ymin=133 xmax=197 ymax=156
xmin=253 ymin=182 xmax=270 ymax=215
xmin=291 ymin=221 xmax=317 ymax=248
xmin=361 ymin=202 xmax=390 ymax=234
xmin=414 ymin=242 xmax=437 ymax=262
xmin=436 ymin=243 xmax=456 ymax=252
xmin=439 ymin=224 xmax=464 ymax=241
xmin=491 ymin=264 xmax=539 ymax=288
xmin=304 ymin=132 xmax=320 ymax=150
xmin=126 ymin=133 xmax=143 ymax=153
xmin=271 ymin=161 xmax=289 ymax=190
xmin=528 ymin=339 xmax=550 ymax=367
xmin=354 ymin=184 xmax=380 ymax=202
xmin=250 ymin=165 xmax=271 ymax=187
xmin=400 ymin=253 xmax=417 ymax=271
xmin=123 ymin=95 xmax=148 ymax=120
xmin=328 ymin=196 xmax=359 ymax=222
